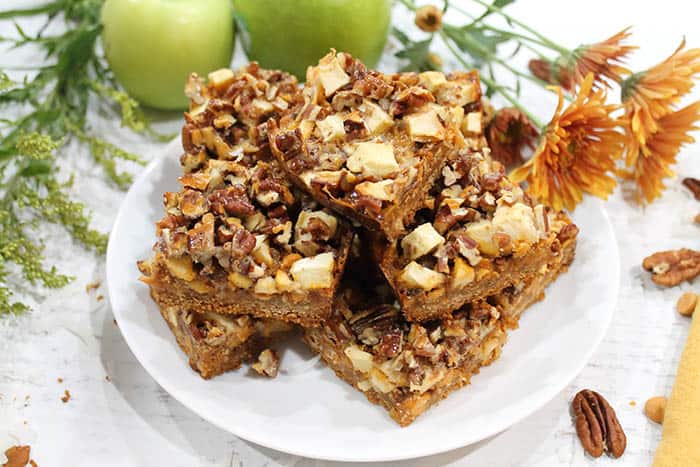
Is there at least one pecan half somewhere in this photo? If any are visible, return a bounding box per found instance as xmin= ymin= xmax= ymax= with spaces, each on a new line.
xmin=682 ymin=177 xmax=700 ymax=201
xmin=642 ymin=248 xmax=700 ymax=287
xmin=572 ymin=390 xmax=626 ymax=458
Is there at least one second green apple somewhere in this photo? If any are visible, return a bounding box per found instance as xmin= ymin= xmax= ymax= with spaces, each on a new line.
xmin=233 ymin=0 xmax=392 ymax=80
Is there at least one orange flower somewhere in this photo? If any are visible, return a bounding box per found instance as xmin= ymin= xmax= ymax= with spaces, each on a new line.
xmin=622 ymin=40 xmax=700 ymax=202
xmin=625 ymin=102 xmax=700 ymax=203
xmin=529 ymin=28 xmax=635 ymax=90
xmin=486 ymin=107 xmax=539 ymax=169
xmin=510 ymin=73 xmax=626 ymax=211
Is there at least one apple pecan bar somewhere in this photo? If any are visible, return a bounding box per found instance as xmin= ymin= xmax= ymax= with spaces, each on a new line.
xmin=139 ymin=65 xmax=352 ymax=327
xmin=373 ymin=147 xmax=579 ymax=322
xmin=153 ymin=298 xmax=292 ymax=379
xmin=269 ymin=50 xmax=485 ymax=240
xmin=303 ymin=233 xmax=576 ymax=426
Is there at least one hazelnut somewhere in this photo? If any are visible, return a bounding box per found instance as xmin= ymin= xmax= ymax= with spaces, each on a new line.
xmin=676 ymin=291 xmax=698 ymax=317
xmin=644 ymin=396 xmax=667 ymax=424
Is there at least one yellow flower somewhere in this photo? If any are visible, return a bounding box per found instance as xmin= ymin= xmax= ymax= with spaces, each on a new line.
xmin=529 ymin=28 xmax=635 ymax=91
xmin=621 ymin=40 xmax=700 ymax=202
xmin=510 ymin=73 xmax=625 ymax=211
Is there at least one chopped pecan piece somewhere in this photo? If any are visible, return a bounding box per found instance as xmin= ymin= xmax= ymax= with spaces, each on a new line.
xmin=642 ymin=248 xmax=700 ymax=287
xmin=572 ymin=389 xmax=626 ymax=458
xmin=208 ymin=186 xmax=255 ymax=217
xmin=252 ymin=349 xmax=280 ymax=377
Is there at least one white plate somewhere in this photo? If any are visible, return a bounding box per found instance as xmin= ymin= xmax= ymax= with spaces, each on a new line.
xmin=106 ymin=139 xmax=620 ymax=463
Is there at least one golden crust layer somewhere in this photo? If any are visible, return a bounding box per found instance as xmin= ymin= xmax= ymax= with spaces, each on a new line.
xmin=158 ymin=302 xmax=292 ymax=379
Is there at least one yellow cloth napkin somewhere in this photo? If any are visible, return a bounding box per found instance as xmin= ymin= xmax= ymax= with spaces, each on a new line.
xmin=653 ymin=303 xmax=700 ymax=466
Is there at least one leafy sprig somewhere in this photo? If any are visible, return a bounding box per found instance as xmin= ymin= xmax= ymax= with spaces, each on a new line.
xmin=0 ymin=0 xmax=167 ymax=314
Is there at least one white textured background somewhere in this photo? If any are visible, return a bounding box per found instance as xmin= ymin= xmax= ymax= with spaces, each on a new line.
xmin=1 ymin=1 xmax=700 ymax=465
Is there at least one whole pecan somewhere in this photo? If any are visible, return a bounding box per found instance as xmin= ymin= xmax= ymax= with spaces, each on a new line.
xmin=642 ymin=248 xmax=700 ymax=287
xmin=572 ymin=390 xmax=626 ymax=458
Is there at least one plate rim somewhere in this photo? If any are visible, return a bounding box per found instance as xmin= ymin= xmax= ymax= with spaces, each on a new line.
xmin=106 ymin=139 xmax=620 ymax=462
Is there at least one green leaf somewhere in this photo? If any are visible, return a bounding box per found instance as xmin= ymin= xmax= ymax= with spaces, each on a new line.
xmin=392 ymin=28 xmax=440 ymax=72
xmin=445 ymin=25 xmax=509 ymax=66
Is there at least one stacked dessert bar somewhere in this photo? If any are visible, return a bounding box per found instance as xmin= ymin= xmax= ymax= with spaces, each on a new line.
xmin=138 ymin=51 xmax=578 ymax=424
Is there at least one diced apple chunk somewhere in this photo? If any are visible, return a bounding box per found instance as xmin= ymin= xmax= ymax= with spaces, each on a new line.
xmin=289 ymin=252 xmax=336 ymax=290
xmin=346 ymin=142 xmax=399 ymax=178
xmin=207 ymin=68 xmax=235 ymax=92
xmin=316 ymin=114 xmax=346 ymax=142
xmin=165 ymin=256 xmax=196 ymax=282
xmin=254 ymin=276 xmax=278 ymax=295
xmin=465 ymin=220 xmax=500 ymax=257
xmin=463 ymin=112 xmax=482 ymax=134
xmin=252 ymin=235 xmax=275 ymax=267
xmin=359 ymin=100 xmax=393 ymax=135
xmin=398 ymin=261 xmax=446 ymax=290
xmin=419 ymin=71 xmax=447 ymax=91
xmin=344 ymin=345 xmax=373 ymax=373
xmin=354 ymin=180 xmax=395 ymax=201
xmin=405 ymin=110 xmax=444 ymax=140
xmin=401 ymin=223 xmax=445 ymax=260
xmin=451 ymin=257 xmax=475 ymax=288
xmin=318 ymin=56 xmax=350 ymax=97
xmin=228 ymin=271 xmax=253 ymax=289
xmin=492 ymin=202 xmax=538 ymax=245
xmin=252 ymin=98 xmax=274 ymax=115
xmin=296 ymin=210 xmax=338 ymax=238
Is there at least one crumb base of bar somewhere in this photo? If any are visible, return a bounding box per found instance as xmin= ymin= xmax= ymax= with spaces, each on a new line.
xmin=158 ymin=305 xmax=266 ymax=379
xmin=304 ymin=239 xmax=576 ymax=426
xmin=382 ymin=229 xmax=570 ymax=323
xmin=144 ymin=232 xmax=351 ymax=327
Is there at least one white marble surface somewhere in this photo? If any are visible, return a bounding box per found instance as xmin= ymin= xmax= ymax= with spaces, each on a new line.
xmin=1 ymin=1 xmax=700 ymax=465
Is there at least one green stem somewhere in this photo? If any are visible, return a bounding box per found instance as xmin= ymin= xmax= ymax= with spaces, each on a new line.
xmin=0 ymin=2 xmax=62 ymax=19
xmin=439 ymin=30 xmax=543 ymax=128
xmin=466 ymin=0 xmax=570 ymax=55
xmin=397 ymin=0 xmax=416 ymax=11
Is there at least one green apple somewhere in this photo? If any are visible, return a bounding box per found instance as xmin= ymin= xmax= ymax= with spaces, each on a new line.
xmin=233 ymin=0 xmax=392 ymax=80
xmin=101 ymin=0 xmax=235 ymax=110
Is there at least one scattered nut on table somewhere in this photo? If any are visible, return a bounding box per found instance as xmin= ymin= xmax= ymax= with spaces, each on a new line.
xmin=676 ymin=292 xmax=698 ymax=316
xmin=572 ymin=389 xmax=626 ymax=458
xmin=642 ymin=249 xmax=700 ymax=287
xmin=645 ymin=396 xmax=667 ymax=424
